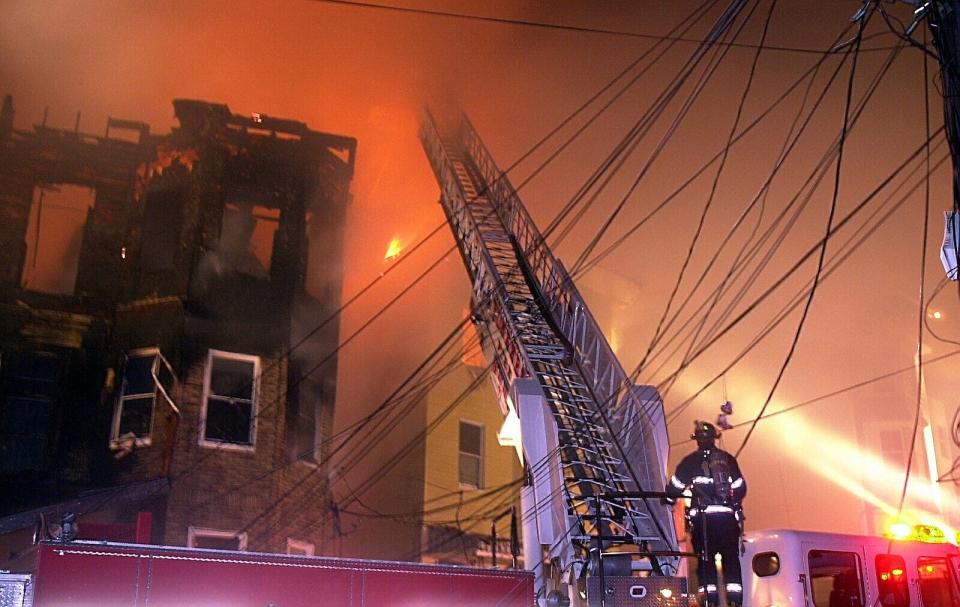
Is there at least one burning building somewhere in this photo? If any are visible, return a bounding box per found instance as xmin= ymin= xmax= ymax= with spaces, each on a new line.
xmin=0 ymin=95 xmax=355 ymax=566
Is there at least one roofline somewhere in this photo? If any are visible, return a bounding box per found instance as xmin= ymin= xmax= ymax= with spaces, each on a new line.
xmin=0 ymin=478 xmax=168 ymax=535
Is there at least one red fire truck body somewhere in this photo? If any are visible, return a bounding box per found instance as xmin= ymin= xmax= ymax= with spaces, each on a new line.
xmin=25 ymin=540 xmax=535 ymax=606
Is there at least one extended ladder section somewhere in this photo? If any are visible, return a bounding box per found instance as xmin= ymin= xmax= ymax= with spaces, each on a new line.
xmin=420 ymin=111 xmax=678 ymax=586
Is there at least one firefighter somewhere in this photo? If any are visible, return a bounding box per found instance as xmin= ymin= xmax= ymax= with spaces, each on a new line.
xmin=665 ymin=421 xmax=746 ymax=607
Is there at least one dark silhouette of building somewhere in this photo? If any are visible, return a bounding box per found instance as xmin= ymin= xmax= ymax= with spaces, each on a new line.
xmin=0 ymin=95 xmax=355 ymax=568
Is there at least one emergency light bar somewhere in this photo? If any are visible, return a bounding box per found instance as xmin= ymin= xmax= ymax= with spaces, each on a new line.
xmin=885 ymin=522 xmax=947 ymax=543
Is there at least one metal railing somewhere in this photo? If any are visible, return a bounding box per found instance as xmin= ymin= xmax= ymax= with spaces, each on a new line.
xmin=419 ymin=110 xmax=679 ymax=586
xmin=457 ymin=115 xmax=672 ymax=520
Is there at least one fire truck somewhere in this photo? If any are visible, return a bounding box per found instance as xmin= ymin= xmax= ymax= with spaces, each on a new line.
xmin=743 ymin=527 xmax=960 ymax=607
xmin=0 ymin=539 xmax=534 ymax=606
xmin=3 ymin=525 xmax=958 ymax=606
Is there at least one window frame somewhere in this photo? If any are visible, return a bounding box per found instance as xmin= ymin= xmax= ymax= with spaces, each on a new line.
xmin=806 ymin=549 xmax=865 ymax=607
xmin=187 ymin=526 xmax=248 ymax=551
xmin=752 ymin=551 xmax=781 ymax=577
xmin=22 ymin=184 xmax=95 ymax=296
xmin=286 ymin=537 xmax=316 ymax=556
xmin=458 ymin=419 xmax=485 ymax=490
xmin=0 ymin=349 xmax=61 ymax=473
xmin=199 ymin=349 xmax=260 ymax=452
xmin=917 ymin=555 xmax=960 ymax=607
xmin=110 ymin=347 xmax=160 ymax=448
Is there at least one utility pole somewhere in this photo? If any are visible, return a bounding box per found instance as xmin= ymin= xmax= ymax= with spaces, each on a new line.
xmin=927 ymin=1 xmax=960 ymax=213
xmin=925 ymin=1 xmax=960 ymax=277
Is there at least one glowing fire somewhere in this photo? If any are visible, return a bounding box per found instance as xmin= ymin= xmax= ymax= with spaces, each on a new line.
xmin=384 ymin=238 xmax=402 ymax=260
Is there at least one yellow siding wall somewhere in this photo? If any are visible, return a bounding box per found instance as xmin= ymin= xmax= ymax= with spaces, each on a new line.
xmin=421 ymin=364 xmax=523 ymax=557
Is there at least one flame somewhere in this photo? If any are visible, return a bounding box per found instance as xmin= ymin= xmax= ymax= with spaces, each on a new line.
xmin=384 ymin=237 xmax=402 ymax=260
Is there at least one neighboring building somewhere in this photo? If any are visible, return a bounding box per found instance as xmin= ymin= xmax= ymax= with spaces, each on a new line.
xmin=416 ymin=355 xmax=525 ymax=567
xmin=333 ymin=313 xmax=525 ymax=566
xmin=0 ymin=95 xmax=355 ymax=569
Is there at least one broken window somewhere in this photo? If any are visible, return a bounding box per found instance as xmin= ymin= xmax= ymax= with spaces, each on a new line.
xmin=0 ymin=351 xmax=61 ymax=473
xmin=217 ymin=202 xmax=278 ymax=279
xmin=200 ymin=350 xmax=258 ymax=449
xmin=21 ymin=184 xmax=94 ymax=295
xmin=111 ymin=349 xmax=161 ymax=446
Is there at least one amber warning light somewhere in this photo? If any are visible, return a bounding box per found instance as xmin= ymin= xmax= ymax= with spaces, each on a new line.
xmin=885 ymin=522 xmax=948 ymax=543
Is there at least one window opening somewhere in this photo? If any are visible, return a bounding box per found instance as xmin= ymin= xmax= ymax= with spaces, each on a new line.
xmin=917 ymin=556 xmax=960 ymax=607
xmin=753 ymin=552 xmax=781 ymax=577
xmin=218 ymin=201 xmax=278 ymax=279
xmin=876 ymin=554 xmax=909 ymax=607
xmin=140 ymin=188 xmax=186 ymax=272
xmin=807 ymin=550 xmax=864 ymax=607
xmin=879 ymin=428 xmax=908 ymax=468
xmin=249 ymin=205 xmax=279 ymax=273
xmin=111 ymin=349 xmax=161 ymax=446
xmin=22 ymin=184 xmax=94 ymax=295
xmin=187 ymin=526 xmax=247 ymax=551
xmin=459 ymin=420 xmax=484 ymax=489
xmin=0 ymin=351 xmax=61 ymax=473
xmin=200 ymin=350 xmax=259 ymax=449
xmin=286 ymin=538 xmax=315 ymax=556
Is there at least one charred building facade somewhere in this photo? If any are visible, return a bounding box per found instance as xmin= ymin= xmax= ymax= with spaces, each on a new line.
xmin=0 ymin=96 xmax=355 ymax=565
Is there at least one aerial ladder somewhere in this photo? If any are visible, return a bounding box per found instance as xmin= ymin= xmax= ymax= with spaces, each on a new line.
xmin=420 ymin=111 xmax=683 ymax=606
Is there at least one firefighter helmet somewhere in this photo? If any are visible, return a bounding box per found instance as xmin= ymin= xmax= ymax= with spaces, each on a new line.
xmin=691 ymin=420 xmax=719 ymax=443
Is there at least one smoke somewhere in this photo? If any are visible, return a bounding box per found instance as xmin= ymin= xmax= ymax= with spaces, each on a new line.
xmin=4 ymin=0 xmax=960 ymax=547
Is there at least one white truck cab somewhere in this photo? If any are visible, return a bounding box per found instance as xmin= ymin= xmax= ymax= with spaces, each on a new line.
xmin=741 ymin=528 xmax=960 ymax=607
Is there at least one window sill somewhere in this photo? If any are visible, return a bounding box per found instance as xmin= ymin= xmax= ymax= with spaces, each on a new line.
xmin=199 ymin=439 xmax=256 ymax=453
xmin=293 ymin=458 xmax=321 ymax=469
xmin=110 ymin=436 xmax=152 ymax=449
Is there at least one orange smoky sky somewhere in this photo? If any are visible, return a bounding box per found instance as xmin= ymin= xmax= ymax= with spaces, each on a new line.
xmin=3 ymin=0 xmax=960 ymax=543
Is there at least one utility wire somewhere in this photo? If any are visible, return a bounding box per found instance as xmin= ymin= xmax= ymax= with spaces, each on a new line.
xmin=202 ymin=1 xmax=900 ymax=560
xmin=544 ymin=0 xmax=746 ymax=248
xmin=310 ymin=0 xmax=898 ymax=54
xmin=158 ymin=0 xmax=711 ymax=490
xmin=639 ymin=0 xmax=778 ymax=375
xmin=730 ymin=0 xmax=890 ymax=457
xmin=569 ymin=33 xmax=855 ymax=279
xmin=568 ymin=0 xmax=753 ymax=274
xmin=582 ymin=21 xmax=869 ymax=398
xmin=216 ymin=0 xmax=720 ymax=540
xmin=643 ymin=38 xmax=833 ymax=378
xmin=664 ymin=144 xmax=950 ymax=425
xmin=660 ymin=45 xmax=909 ymax=399
xmin=619 ymin=127 xmax=945 ymax=449
xmin=894 ymin=19 xmax=934 ymax=523
xmin=346 ymin=11 xmax=884 ymax=552
xmin=670 ymin=349 xmax=960 ymax=447
xmin=654 ymin=137 xmax=944 ymax=402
